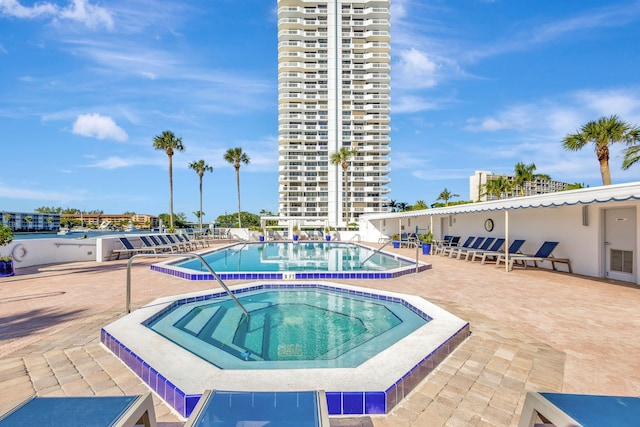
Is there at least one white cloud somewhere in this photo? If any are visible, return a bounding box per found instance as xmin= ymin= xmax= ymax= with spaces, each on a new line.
xmin=84 ymin=156 xmax=161 ymax=170
xmin=0 ymin=0 xmax=113 ymax=29
xmin=59 ymin=0 xmax=114 ymax=30
xmin=72 ymin=113 xmax=128 ymax=141
xmin=394 ymin=48 xmax=439 ymax=89
xmin=392 ymin=95 xmax=439 ymax=114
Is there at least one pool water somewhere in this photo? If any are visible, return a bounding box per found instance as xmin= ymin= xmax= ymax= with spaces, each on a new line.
xmin=147 ymin=288 xmax=429 ymax=370
xmin=175 ymin=242 xmax=413 ymax=273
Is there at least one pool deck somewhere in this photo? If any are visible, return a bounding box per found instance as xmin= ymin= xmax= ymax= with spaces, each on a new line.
xmin=1 ymin=243 xmax=639 ymax=426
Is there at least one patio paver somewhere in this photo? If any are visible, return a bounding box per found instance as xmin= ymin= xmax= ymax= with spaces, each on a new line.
xmin=1 ymin=244 xmax=639 ymax=426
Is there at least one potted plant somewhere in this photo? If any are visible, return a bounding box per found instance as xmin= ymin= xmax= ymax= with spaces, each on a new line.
xmin=292 ymin=225 xmax=300 ymax=241
xmin=0 ymin=224 xmax=15 ymax=277
xmin=420 ymin=231 xmax=434 ymax=255
xmin=391 ymin=233 xmax=400 ymax=248
xmin=324 ymin=226 xmax=331 ymax=241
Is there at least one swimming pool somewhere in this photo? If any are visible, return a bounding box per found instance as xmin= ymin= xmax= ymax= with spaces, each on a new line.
xmin=147 ymin=287 xmax=429 ymax=369
xmin=102 ymin=282 xmax=470 ymax=417
xmin=151 ymin=242 xmax=430 ymax=280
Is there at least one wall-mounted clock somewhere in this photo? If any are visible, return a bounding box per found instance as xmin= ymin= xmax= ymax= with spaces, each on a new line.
xmin=484 ymin=218 xmax=494 ymax=232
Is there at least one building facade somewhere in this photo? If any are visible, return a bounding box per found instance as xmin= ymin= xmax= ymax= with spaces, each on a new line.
xmin=277 ymin=0 xmax=391 ymax=227
xmin=470 ymin=170 xmax=570 ymax=202
xmin=1 ymin=211 xmax=61 ymax=232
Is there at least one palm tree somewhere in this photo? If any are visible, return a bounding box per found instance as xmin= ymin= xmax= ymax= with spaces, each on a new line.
xmin=330 ymin=146 xmax=358 ymax=226
xmin=514 ymin=162 xmax=537 ymax=196
xmin=223 ymin=147 xmax=250 ymax=228
xmin=397 ymin=202 xmax=409 ymax=212
xmin=435 ymin=188 xmax=459 ymax=206
xmin=483 ymin=177 xmax=514 ymax=200
xmin=562 ymin=115 xmax=640 ymax=186
xmin=189 ymin=159 xmax=213 ymax=232
xmin=620 ymin=129 xmax=640 ymax=170
xmin=411 ymin=200 xmax=428 ymax=211
xmin=384 ymin=199 xmax=398 ymax=212
xmin=153 ymin=130 xmax=185 ymax=230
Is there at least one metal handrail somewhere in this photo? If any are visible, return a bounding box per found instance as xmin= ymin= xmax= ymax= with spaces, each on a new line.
xmin=125 ymin=252 xmax=250 ymax=318
xmin=359 ymin=239 xmax=392 ymax=266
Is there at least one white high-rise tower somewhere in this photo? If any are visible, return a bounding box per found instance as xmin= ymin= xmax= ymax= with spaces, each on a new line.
xmin=277 ymin=0 xmax=391 ymax=227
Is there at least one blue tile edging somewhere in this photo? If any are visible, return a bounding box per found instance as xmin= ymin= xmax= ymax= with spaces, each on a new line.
xmin=100 ymin=320 xmax=470 ymax=417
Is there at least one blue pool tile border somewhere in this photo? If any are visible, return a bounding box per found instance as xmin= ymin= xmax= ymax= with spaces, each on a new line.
xmin=149 ymin=242 xmax=431 ymax=281
xmin=101 ymin=286 xmax=470 ymax=417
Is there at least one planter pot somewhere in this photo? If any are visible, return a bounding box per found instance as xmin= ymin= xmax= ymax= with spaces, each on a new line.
xmin=422 ymin=243 xmax=432 ymax=255
xmin=0 ymin=260 xmax=14 ymax=277
xmin=293 ymin=235 xmax=299 ymax=241
xmin=392 ymin=241 xmax=399 ymax=249
xmin=325 ymin=235 xmax=331 ymax=241
xmin=259 ymin=236 xmax=265 ymax=242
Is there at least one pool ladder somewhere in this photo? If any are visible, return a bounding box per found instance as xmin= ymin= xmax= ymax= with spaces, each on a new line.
xmin=124 ymin=253 xmax=250 ymax=318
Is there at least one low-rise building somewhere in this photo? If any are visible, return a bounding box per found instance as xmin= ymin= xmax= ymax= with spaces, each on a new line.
xmin=1 ymin=211 xmax=61 ymax=232
xmin=470 ymin=170 xmax=569 ymax=201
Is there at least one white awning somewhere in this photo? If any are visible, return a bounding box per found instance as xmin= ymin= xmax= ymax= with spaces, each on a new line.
xmin=362 ymin=181 xmax=640 ymax=220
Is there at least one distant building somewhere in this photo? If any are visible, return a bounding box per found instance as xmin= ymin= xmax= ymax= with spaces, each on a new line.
xmin=470 ymin=170 xmax=570 ymax=201
xmin=1 ymin=211 xmax=61 ymax=232
xmin=61 ymin=213 xmax=160 ymax=230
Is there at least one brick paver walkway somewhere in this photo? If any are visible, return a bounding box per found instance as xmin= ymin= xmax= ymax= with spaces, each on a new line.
xmin=1 ymin=244 xmax=639 ymax=426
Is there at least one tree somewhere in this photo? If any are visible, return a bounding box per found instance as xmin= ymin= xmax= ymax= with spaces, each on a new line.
xmin=483 ymin=177 xmax=514 ymax=200
xmin=620 ymin=129 xmax=640 ymax=170
xmin=153 ymin=130 xmax=185 ymax=229
xmin=384 ymin=199 xmax=398 ymax=212
xmin=223 ymin=147 xmax=250 ymax=228
xmin=562 ymin=115 xmax=640 ymax=185
xmin=330 ymin=146 xmax=357 ymax=225
xmin=435 ymin=188 xmax=459 ymax=207
xmin=514 ymin=162 xmax=537 ymax=196
xmin=411 ymin=200 xmax=429 ymax=211
xmin=189 ymin=159 xmax=213 ymax=232
xmin=397 ymin=202 xmax=409 ymax=212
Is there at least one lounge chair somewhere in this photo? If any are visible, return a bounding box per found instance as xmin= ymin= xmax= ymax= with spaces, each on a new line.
xmin=148 ymin=235 xmax=178 ymax=252
xmin=164 ymin=234 xmax=191 ymax=251
xmin=0 ymin=392 xmax=156 ymax=427
xmin=466 ymin=238 xmax=505 ymax=262
xmin=139 ymin=235 xmax=174 ymax=253
xmin=496 ymin=241 xmax=572 ymax=272
xmin=472 ymin=239 xmax=525 ymax=265
xmin=449 ymin=237 xmax=488 ymax=259
xmin=518 ymin=391 xmax=640 ymax=427
xmin=433 ymin=235 xmax=459 ymax=255
xmin=452 ymin=237 xmax=495 ymax=260
xmin=112 ymin=237 xmax=155 ymax=260
xmin=184 ymin=390 xmax=329 ymax=427
xmin=182 ymin=234 xmax=209 ymax=249
xmin=441 ymin=236 xmax=475 ymax=257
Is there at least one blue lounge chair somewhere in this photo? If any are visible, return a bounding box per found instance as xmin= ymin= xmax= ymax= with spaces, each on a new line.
xmin=474 ymin=239 xmax=525 ymax=265
xmin=466 ymin=238 xmax=505 ymax=262
xmin=112 ymin=237 xmax=154 ymax=260
xmin=441 ymin=236 xmax=474 ymax=257
xmin=0 ymin=393 xmax=156 ymax=427
xmin=434 ymin=236 xmax=460 ymax=255
xmin=139 ymin=235 xmax=173 ymax=253
xmin=496 ymin=241 xmax=572 ymax=272
xmin=450 ymin=237 xmax=490 ymax=259
xmin=184 ymin=390 xmax=329 ymax=427
xmin=518 ymin=392 xmax=640 ymax=427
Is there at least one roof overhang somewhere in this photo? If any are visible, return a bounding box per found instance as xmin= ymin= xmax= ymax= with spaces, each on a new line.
xmin=361 ymin=181 xmax=640 ymax=221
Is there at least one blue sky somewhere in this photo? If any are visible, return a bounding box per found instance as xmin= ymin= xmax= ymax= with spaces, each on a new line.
xmin=1 ymin=0 xmax=640 ymax=222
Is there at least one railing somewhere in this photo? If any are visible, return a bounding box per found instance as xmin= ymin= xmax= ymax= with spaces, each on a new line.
xmin=125 ymin=253 xmax=249 ymax=318
xmin=359 ymin=239 xmax=392 ymax=267
xmin=348 ymin=234 xmax=361 ymax=242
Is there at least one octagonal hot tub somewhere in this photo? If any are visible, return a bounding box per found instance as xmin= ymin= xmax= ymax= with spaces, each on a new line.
xmin=101 ymin=282 xmax=469 ymax=417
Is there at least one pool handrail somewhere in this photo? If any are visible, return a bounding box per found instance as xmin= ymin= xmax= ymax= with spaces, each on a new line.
xmin=125 ymin=253 xmax=250 ymax=318
xmin=359 ymin=239 xmax=393 ymax=267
